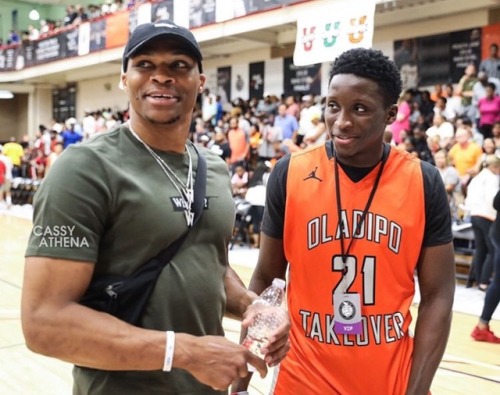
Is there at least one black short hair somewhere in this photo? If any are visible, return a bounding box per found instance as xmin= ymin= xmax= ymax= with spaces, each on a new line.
xmin=413 ymin=124 xmax=427 ymax=133
xmin=329 ymin=48 xmax=402 ymax=108
xmin=460 ymin=117 xmax=473 ymax=127
xmin=486 ymin=82 xmax=497 ymax=91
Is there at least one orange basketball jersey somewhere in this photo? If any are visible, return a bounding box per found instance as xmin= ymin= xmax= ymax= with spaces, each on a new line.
xmin=275 ymin=145 xmax=426 ymax=394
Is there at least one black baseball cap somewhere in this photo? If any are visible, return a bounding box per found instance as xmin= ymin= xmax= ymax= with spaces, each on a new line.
xmin=122 ymin=20 xmax=203 ymax=72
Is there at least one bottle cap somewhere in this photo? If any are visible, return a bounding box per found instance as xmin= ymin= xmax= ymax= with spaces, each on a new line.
xmin=272 ymin=278 xmax=286 ymax=289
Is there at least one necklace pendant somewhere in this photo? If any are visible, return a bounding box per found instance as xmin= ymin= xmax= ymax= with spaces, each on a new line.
xmin=183 ymin=187 xmax=194 ymax=203
xmin=184 ymin=210 xmax=195 ymax=227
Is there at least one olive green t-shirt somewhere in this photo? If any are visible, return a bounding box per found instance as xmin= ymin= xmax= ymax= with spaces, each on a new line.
xmin=26 ymin=125 xmax=236 ymax=394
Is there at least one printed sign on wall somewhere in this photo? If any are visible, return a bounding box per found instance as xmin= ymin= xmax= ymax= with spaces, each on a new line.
xmin=449 ymin=28 xmax=481 ymax=83
xmin=283 ymin=57 xmax=321 ymax=97
xmin=217 ymin=66 xmax=232 ymax=108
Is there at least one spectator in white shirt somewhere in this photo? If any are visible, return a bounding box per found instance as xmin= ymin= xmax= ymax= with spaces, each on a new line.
xmin=426 ymin=112 xmax=455 ymax=149
xmin=464 ymin=154 xmax=500 ymax=291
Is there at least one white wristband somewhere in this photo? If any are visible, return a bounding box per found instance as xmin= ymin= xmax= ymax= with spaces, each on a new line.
xmin=163 ymin=331 xmax=175 ymax=372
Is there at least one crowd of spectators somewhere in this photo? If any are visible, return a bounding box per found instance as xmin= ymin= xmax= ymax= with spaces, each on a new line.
xmin=388 ymin=65 xmax=499 ymax=228
xmin=1 ymin=56 xmax=499 ymax=247
xmin=0 ymin=107 xmax=126 ymax=180
xmin=0 ymin=0 xmax=147 ymax=47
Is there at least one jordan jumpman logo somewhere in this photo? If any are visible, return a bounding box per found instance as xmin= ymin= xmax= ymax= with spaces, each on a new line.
xmin=303 ymin=167 xmax=323 ymax=182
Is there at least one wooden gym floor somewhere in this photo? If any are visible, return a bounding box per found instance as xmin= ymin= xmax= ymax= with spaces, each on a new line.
xmin=0 ymin=207 xmax=499 ymax=394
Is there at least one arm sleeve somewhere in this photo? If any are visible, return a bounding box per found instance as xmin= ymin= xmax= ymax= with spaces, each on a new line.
xmin=25 ymin=145 xmax=112 ymax=262
xmin=421 ymin=161 xmax=453 ymax=247
xmin=261 ymin=155 xmax=290 ymax=239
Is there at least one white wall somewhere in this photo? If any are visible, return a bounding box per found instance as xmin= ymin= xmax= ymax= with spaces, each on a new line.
xmin=32 ymin=87 xmax=53 ymax=134
xmin=0 ymin=95 xmax=28 ymax=142
xmin=264 ymin=58 xmax=284 ymax=98
xmin=376 ymin=10 xmax=489 ymax=42
xmin=77 ymin=76 xmax=130 ymax=120
xmin=203 ymin=68 xmax=218 ymax=97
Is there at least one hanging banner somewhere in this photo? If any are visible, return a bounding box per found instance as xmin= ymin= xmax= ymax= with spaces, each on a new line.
xmin=249 ymin=61 xmax=265 ymax=99
xmin=129 ymin=1 xmax=152 ymax=36
xmin=89 ymin=19 xmax=106 ymax=53
xmin=105 ymin=11 xmax=129 ymax=49
xmin=293 ymin=0 xmax=376 ymax=66
xmin=23 ymin=42 xmax=36 ymax=68
xmin=78 ymin=22 xmax=91 ymax=56
xmin=246 ymin=0 xmax=284 ymax=13
xmin=152 ymin=0 xmax=174 ymax=22
xmin=0 ymin=46 xmax=18 ymax=70
xmin=217 ymin=66 xmax=232 ymax=108
xmin=189 ymin=0 xmax=216 ymax=28
xmin=61 ymin=27 xmax=80 ymax=58
xmin=34 ymin=35 xmax=63 ymax=64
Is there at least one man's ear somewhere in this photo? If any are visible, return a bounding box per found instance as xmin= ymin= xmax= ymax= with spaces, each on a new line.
xmin=198 ymin=74 xmax=207 ymax=94
xmin=120 ymin=73 xmax=128 ymax=92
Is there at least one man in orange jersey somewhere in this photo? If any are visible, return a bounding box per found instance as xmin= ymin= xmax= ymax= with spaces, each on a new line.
xmin=233 ymin=48 xmax=455 ymax=395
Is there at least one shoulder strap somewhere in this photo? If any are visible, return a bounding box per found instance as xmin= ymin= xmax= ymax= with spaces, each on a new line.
xmin=155 ymin=147 xmax=207 ymax=265
xmin=190 ymin=145 xmax=207 ymax=221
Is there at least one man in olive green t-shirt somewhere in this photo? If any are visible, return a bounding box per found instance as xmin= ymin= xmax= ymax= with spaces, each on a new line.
xmin=21 ymin=20 xmax=290 ymax=395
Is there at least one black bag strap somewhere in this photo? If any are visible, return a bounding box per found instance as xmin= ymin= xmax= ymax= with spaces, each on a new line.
xmin=153 ymin=146 xmax=207 ymax=266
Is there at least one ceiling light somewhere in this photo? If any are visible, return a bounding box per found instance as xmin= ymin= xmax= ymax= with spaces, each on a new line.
xmin=0 ymin=90 xmax=14 ymax=99
xmin=29 ymin=9 xmax=40 ymax=21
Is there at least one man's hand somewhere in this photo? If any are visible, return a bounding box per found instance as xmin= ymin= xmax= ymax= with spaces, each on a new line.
xmin=242 ymin=303 xmax=291 ymax=367
xmin=174 ymin=334 xmax=267 ymax=392
xmin=230 ymin=305 xmax=290 ymax=393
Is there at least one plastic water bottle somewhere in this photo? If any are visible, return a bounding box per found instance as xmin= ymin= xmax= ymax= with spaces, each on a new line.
xmin=243 ymin=278 xmax=286 ymax=359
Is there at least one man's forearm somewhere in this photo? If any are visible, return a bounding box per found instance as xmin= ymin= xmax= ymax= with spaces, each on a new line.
xmin=406 ymin=299 xmax=452 ymax=395
xmin=23 ymin=302 xmax=166 ymax=370
xmin=224 ymin=266 xmax=257 ymax=320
